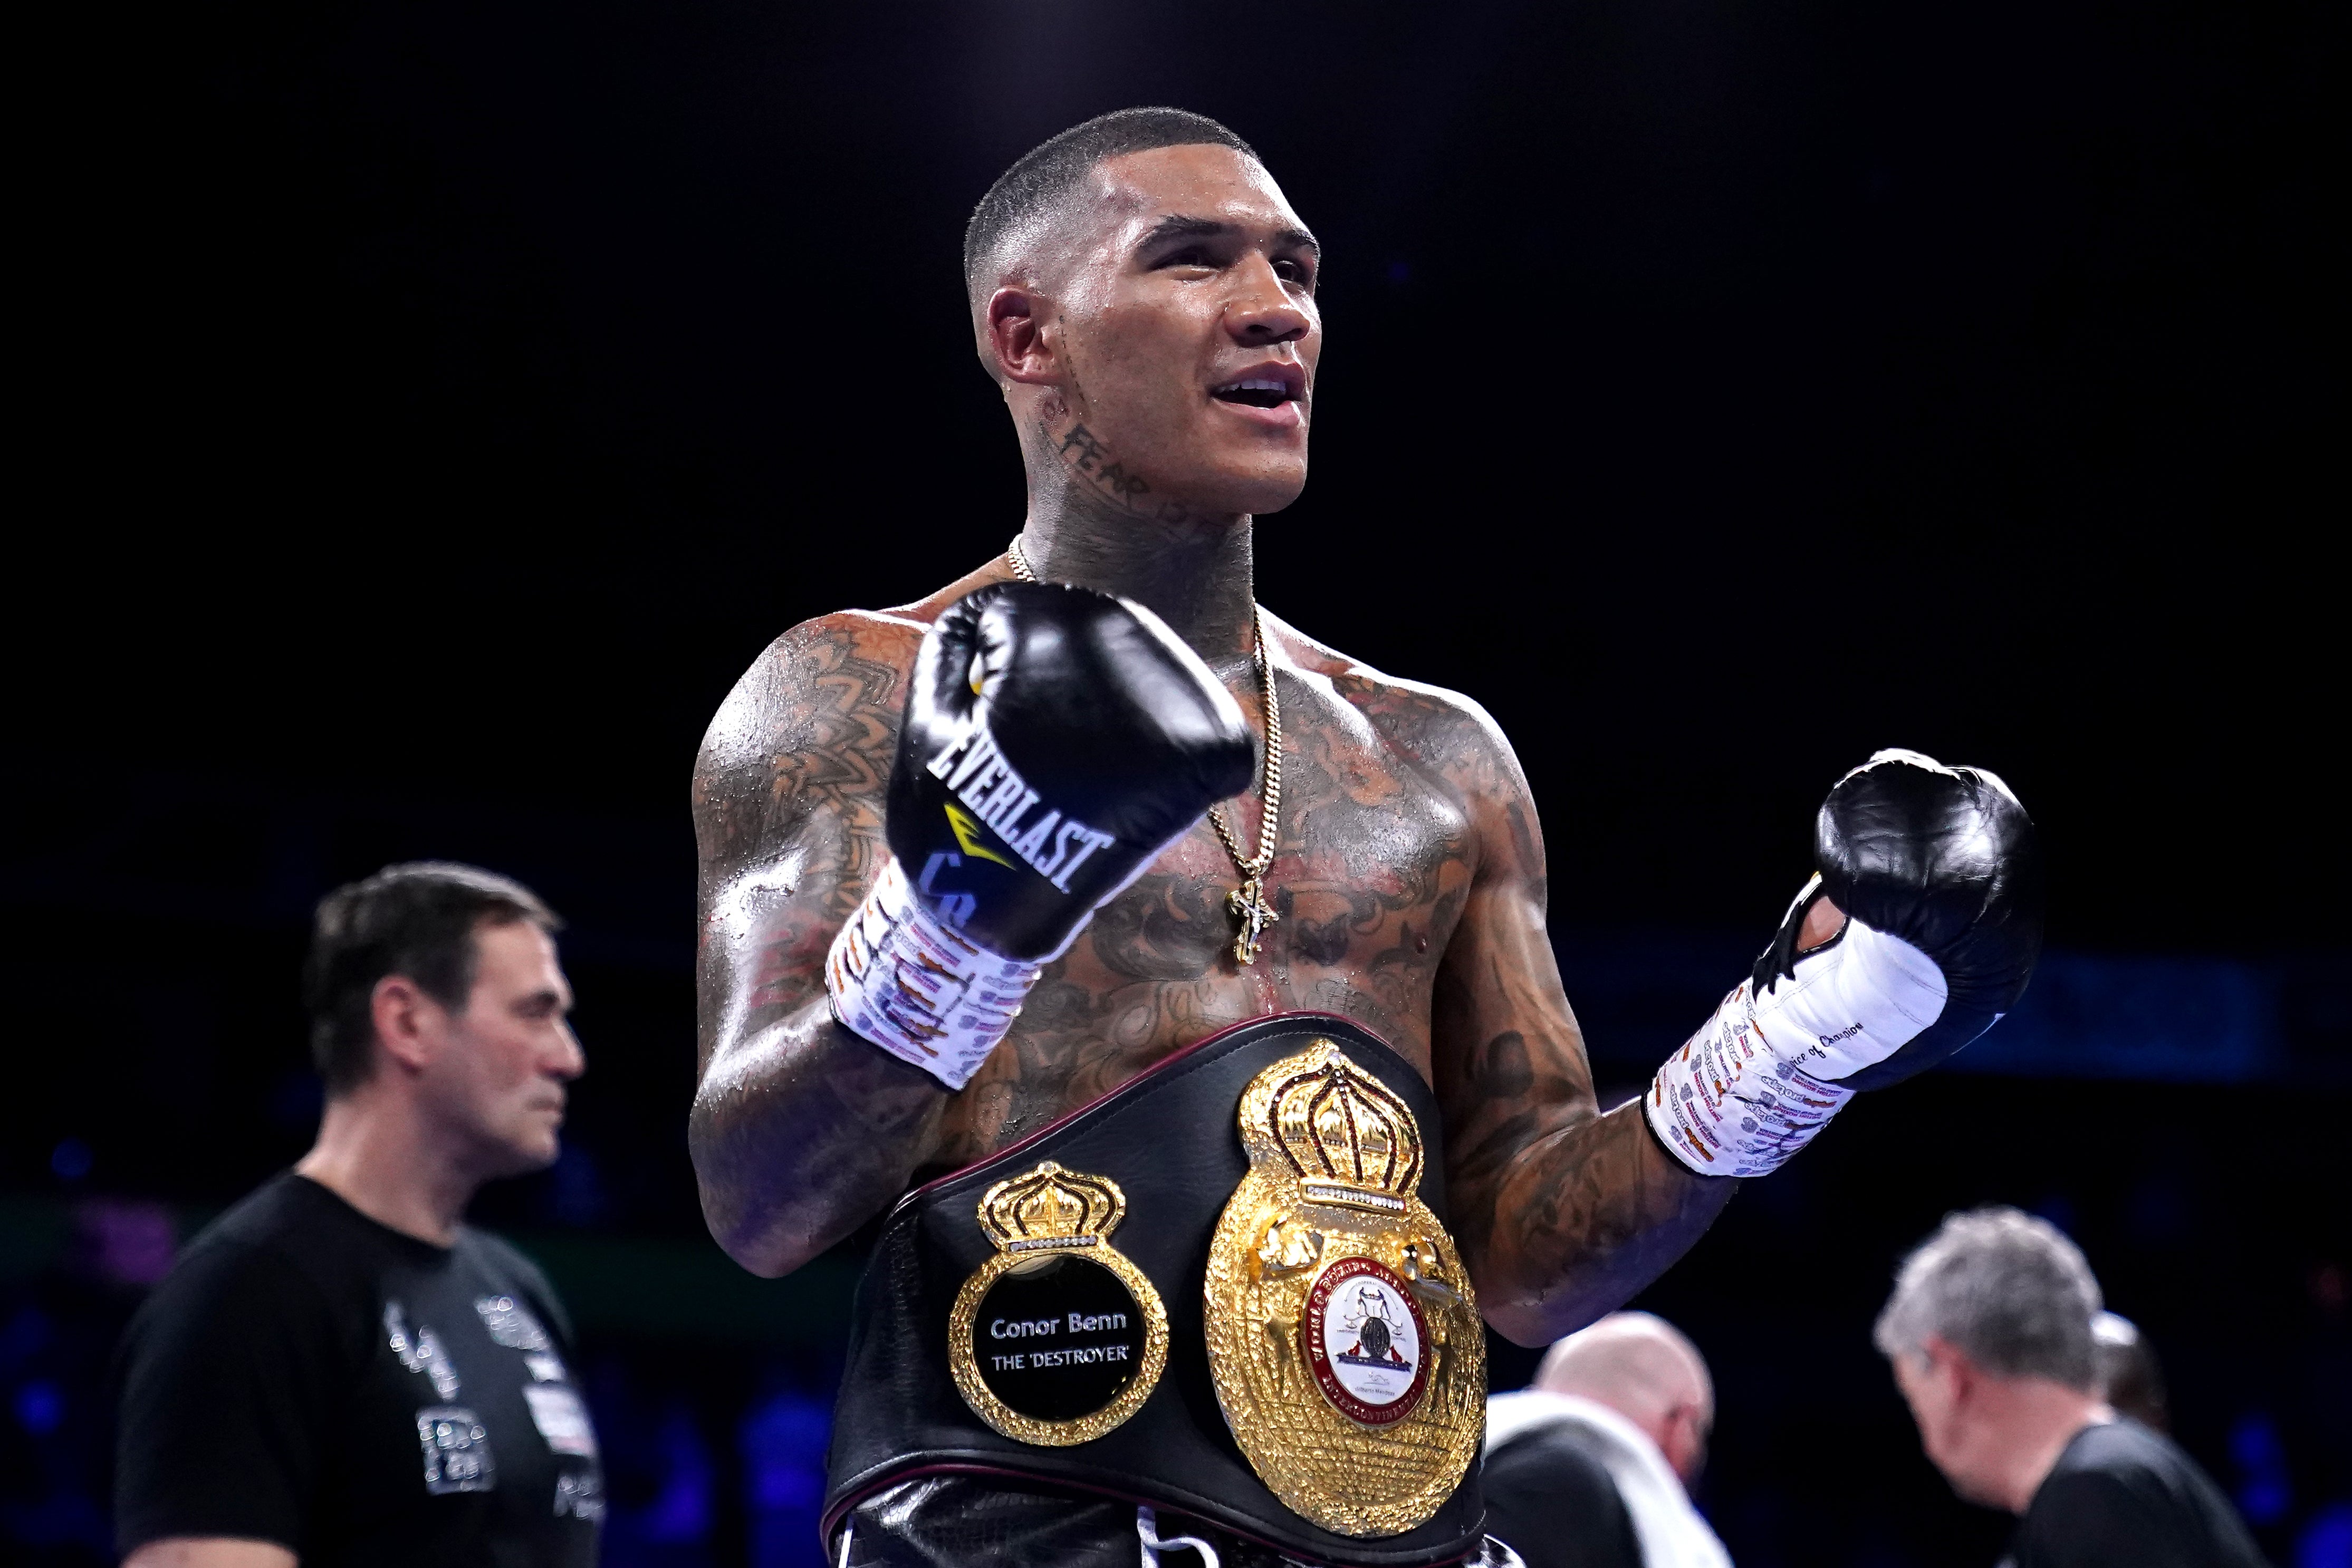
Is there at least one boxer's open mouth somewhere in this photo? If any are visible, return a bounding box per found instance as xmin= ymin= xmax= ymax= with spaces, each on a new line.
xmin=1214 ymin=379 xmax=1292 ymax=409
xmin=1211 ymin=364 xmax=1305 ymax=409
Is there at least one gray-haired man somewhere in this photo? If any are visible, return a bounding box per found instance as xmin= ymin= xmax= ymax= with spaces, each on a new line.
xmin=1874 ymin=1207 xmax=2265 ymax=1568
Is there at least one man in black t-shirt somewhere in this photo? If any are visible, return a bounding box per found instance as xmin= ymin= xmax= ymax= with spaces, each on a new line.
xmin=2002 ymin=1419 xmax=2268 ymax=1568
xmin=114 ymin=863 xmax=605 ymax=1567
xmin=1873 ymin=1207 xmax=2267 ymax=1568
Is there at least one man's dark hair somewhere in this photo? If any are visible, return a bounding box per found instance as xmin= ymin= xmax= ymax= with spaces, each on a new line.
xmin=303 ymin=862 xmax=562 ymax=1096
xmin=963 ymin=107 xmax=1258 ymax=298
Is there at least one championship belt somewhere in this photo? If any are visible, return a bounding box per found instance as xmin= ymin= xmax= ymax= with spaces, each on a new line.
xmin=1207 ymin=1042 xmax=1485 ymax=1537
xmin=822 ymin=1012 xmax=1490 ymax=1567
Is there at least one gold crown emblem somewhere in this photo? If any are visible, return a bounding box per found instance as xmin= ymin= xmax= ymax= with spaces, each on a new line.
xmin=1256 ymin=1042 xmax=1425 ymax=1214
xmin=1211 ymin=1035 xmax=1481 ymax=1535
xmin=976 ymin=1160 xmax=1127 ymax=1253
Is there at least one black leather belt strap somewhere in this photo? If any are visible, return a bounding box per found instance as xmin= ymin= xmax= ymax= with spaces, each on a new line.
xmin=821 ymin=1011 xmax=1489 ymax=1567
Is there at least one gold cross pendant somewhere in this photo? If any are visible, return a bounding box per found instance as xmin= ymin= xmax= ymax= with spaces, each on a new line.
xmin=1226 ymin=877 xmax=1280 ymax=965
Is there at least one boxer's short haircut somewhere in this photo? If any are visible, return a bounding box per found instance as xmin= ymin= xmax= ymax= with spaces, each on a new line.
xmin=1872 ymin=1206 xmax=2104 ymax=1389
xmin=963 ymin=107 xmax=1258 ymax=301
xmin=304 ymin=862 xmax=562 ymax=1096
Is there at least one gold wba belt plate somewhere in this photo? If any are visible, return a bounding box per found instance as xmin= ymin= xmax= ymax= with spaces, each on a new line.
xmin=948 ymin=1161 xmax=1170 ymax=1447
xmin=1205 ymin=1041 xmax=1485 ymax=1538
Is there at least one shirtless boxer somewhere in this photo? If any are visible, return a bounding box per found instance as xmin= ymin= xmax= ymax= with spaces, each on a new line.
xmin=690 ymin=109 xmax=2040 ymax=1567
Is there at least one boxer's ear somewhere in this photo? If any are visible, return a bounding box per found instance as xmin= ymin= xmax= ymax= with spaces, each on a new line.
xmin=985 ymin=285 xmax=1060 ymax=386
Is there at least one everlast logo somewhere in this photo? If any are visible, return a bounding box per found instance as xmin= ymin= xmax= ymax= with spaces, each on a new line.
xmin=927 ymin=727 xmax=1117 ymax=893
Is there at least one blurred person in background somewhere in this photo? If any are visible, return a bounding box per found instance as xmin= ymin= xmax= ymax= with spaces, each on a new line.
xmin=111 ymin=863 xmax=604 ymax=1567
xmin=2094 ymin=1310 xmax=2170 ymax=1432
xmin=1482 ymin=1312 xmax=1732 ymax=1568
xmin=1875 ymin=1207 xmax=2263 ymax=1568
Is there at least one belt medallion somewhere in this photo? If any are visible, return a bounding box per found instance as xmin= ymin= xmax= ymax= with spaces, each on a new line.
xmin=947 ymin=1161 xmax=1170 ymax=1447
xmin=1205 ymin=1041 xmax=1485 ymax=1537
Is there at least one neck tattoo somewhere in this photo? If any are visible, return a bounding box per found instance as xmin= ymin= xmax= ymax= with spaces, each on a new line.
xmin=1004 ymin=535 xmax=1283 ymax=965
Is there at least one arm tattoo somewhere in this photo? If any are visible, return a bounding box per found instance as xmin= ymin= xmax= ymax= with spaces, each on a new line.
xmin=690 ymin=615 xmax=951 ymax=1276
xmin=1369 ymin=671 xmax=1737 ymax=1343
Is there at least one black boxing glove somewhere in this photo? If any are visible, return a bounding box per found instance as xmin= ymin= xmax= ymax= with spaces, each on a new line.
xmin=826 ymin=582 xmax=1255 ymax=1088
xmin=1645 ymin=749 xmax=2043 ymax=1177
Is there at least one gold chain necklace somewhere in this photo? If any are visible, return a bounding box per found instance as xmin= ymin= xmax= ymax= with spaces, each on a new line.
xmin=1004 ymin=536 xmax=1283 ymax=964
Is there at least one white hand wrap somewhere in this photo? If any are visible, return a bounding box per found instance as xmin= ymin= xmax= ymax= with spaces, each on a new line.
xmin=1645 ymin=919 xmax=1949 ymax=1177
xmin=824 ymin=857 xmax=1042 ymax=1091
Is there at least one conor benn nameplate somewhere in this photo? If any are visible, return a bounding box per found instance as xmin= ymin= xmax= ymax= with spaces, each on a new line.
xmin=948 ymin=1161 xmax=1169 ymax=1446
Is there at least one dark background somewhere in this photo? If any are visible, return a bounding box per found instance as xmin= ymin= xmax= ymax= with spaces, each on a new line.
xmin=6 ymin=0 xmax=2344 ymax=1563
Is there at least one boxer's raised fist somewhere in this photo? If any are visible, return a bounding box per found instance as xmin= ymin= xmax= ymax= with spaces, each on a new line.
xmin=1647 ymin=749 xmax=2043 ymax=1177
xmin=1753 ymin=749 xmax=2043 ymax=1091
xmin=890 ymin=582 xmax=1256 ymax=959
xmin=827 ymin=583 xmax=1254 ymax=1088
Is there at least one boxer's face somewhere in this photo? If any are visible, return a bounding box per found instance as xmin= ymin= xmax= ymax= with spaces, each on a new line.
xmin=1004 ymin=144 xmax=1322 ymax=518
xmin=421 ymin=921 xmax=584 ymax=1176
